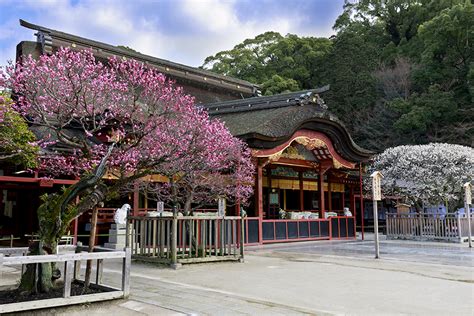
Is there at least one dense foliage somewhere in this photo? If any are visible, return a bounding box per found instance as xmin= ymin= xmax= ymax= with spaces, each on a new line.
xmin=202 ymin=0 xmax=473 ymax=151
xmin=0 ymin=92 xmax=38 ymax=168
xmin=368 ymin=143 xmax=474 ymax=211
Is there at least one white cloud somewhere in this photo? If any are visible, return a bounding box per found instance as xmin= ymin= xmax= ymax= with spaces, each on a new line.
xmin=181 ymin=0 xmax=238 ymax=33
xmin=0 ymin=0 xmax=337 ymax=68
xmin=3 ymin=0 xmax=169 ymax=62
xmin=174 ymin=0 xmax=296 ymax=65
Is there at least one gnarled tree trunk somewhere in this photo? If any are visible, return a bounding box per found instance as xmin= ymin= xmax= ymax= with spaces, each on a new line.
xmin=19 ymin=148 xmax=112 ymax=294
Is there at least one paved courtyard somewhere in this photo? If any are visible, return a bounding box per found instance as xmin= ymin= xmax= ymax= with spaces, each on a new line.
xmin=2 ymin=236 xmax=473 ymax=315
xmin=255 ymin=234 xmax=474 ymax=267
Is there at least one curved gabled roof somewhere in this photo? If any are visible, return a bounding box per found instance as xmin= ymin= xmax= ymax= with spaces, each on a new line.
xmin=204 ymin=89 xmax=373 ymax=163
xmin=19 ymin=19 xmax=259 ymax=97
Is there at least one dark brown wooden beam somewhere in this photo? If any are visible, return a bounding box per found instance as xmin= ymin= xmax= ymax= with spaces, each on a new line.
xmin=0 ymin=175 xmax=77 ymax=185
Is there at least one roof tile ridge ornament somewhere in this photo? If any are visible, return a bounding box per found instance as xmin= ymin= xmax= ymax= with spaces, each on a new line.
xmin=314 ymin=94 xmax=327 ymax=110
xmin=35 ymin=30 xmax=53 ymax=55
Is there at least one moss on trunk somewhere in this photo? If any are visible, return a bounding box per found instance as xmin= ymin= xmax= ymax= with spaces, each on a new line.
xmin=19 ymin=241 xmax=57 ymax=294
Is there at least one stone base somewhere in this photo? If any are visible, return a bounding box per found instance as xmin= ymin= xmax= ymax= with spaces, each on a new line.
xmin=103 ymin=225 xmax=130 ymax=250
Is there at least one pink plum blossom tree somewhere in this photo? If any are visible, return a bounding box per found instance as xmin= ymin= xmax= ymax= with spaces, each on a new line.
xmin=2 ymin=48 xmax=253 ymax=293
xmin=140 ymin=117 xmax=254 ymax=215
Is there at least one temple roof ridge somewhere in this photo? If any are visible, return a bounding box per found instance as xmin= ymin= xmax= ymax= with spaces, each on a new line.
xmin=203 ymin=86 xmax=330 ymax=115
xmin=19 ymin=19 xmax=259 ymax=96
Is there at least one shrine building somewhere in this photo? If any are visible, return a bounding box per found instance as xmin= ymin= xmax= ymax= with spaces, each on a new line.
xmin=0 ymin=20 xmax=372 ymax=245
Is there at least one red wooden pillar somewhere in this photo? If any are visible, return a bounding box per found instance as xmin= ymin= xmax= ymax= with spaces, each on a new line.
xmin=236 ymin=199 xmax=241 ymax=216
xmin=299 ymin=171 xmax=304 ymax=211
xmin=133 ymin=183 xmax=139 ymax=216
xmin=328 ymin=180 xmax=332 ymax=212
xmin=268 ymin=167 xmax=272 ymax=216
xmin=318 ymin=171 xmax=325 ymax=218
xmin=256 ymin=162 xmax=263 ymax=244
xmin=350 ymin=186 xmax=356 ymax=215
xmin=342 ymin=186 xmax=345 ymax=210
xmin=359 ymin=163 xmax=365 ymax=240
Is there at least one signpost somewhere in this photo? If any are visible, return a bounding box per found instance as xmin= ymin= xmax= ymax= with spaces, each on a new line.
xmin=218 ymin=197 xmax=226 ymax=217
xmin=370 ymin=171 xmax=383 ymax=259
xmin=157 ymin=201 xmax=164 ymax=213
xmin=464 ymin=182 xmax=472 ymax=248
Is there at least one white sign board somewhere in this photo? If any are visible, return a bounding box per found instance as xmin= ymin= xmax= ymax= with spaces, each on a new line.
xmin=218 ymin=198 xmax=226 ymax=217
xmin=464 ymin=182 xmax=472 ymax=204
xmin=371 ymin=171 xmax=383 ymax=201
xmin=157 ymin=201 xmax=164 ymax=213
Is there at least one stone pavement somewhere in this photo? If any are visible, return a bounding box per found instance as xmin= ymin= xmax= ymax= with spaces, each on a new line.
xmin=1 ymin=237 xmax=473 ymax=315
xmin=251 ymin=233 xmax=474 ymax=267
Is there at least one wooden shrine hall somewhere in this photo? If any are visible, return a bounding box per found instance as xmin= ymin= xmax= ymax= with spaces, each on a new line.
xmin=0 ymin=20 xmax=372 ymax=246
xmin=205 ymin=90 xmax=372 ymax=244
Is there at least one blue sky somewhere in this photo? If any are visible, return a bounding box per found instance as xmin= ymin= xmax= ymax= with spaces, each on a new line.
xmin=0 ymin=0 xmax=344 ymax=67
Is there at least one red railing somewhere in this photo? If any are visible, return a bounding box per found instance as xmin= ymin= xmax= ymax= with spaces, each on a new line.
xmin=78 ymin=208 xmax=355 ymax=246
xmin=261 ymin=218 xmax=331 ymax=243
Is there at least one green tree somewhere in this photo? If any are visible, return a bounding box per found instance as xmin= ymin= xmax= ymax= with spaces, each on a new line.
xmin=261 ymin=75 xmax=299 ymax=96
xmin=319 ymin=22 xmax=386 ymax=146
xmin=202 ymin=0 xmax=473 ymax=150
xmin=395 ymin=2 xmax=474 ymax=145
xmin=202 ymin=31 xmax=283 ymax=85
xmin=0 ymin=93 xmax=38 ymax=168
xmin=202 ymin=32 xmax=332 ymax=94
xmin=389 ymin=85 xmax=458 ymax=143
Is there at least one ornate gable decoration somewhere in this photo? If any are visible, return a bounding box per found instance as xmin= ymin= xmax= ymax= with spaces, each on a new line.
xmin=254 ymin=131 xmax=356 ymax=169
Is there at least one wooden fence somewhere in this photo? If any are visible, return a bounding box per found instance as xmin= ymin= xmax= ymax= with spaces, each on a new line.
xmin=386 ymin=213 xmax=474 ymax=242
xmin=0 ymin=246 xmax=131 ymax=313
xmin=128 ymin=215 xmax=244 ymax=266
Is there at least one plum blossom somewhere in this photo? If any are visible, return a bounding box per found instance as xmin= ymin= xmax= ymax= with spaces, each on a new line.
xmin=368 ymin=143 xmax=474 ymax=210
xmin=4 ymin=47 xmax=253 ymax=209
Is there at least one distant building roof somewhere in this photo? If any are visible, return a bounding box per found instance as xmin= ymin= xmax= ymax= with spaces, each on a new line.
xmin=19 ymin=19 xmax=259 ymax=97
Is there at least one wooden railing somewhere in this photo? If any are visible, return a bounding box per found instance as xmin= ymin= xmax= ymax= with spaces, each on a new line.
xmin=0 ymin=245 xmax=131 ymax=313
xmin=127 ymin=215 xmax=244 ymax=266
xmin=386 ymin=213 xmax=474 ymax=242
xmin=91 ymin=208 xmax=220 ymax=222
xmin=0 ymin=235 xmax=20 ymax=247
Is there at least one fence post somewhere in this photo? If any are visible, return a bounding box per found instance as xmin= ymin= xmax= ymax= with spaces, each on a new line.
xmin=239 ymin=216 xmax=245 ymax=262
xmin=63 ymin=260 xmax=74 ymax=298
xmin=125 ymin=216 xmax=130 ymax=249
xmin=170 ymin=215 xmax=180 ymax=269
xmin=122 ymin=247 xmax=131 ymax=297
xmin=457 ymin=215 xmax=463 ymax=242
xmin=74 ymin=241 xmax=82 ymax=279
xmin=418 ymin=214 xmax=423 ymax=237
xmin=95 ymin=259 xmax=103 ymax=285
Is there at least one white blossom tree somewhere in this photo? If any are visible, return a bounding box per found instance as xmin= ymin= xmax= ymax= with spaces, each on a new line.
xmin=368 ymin=143 xmax=474 ymax=212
